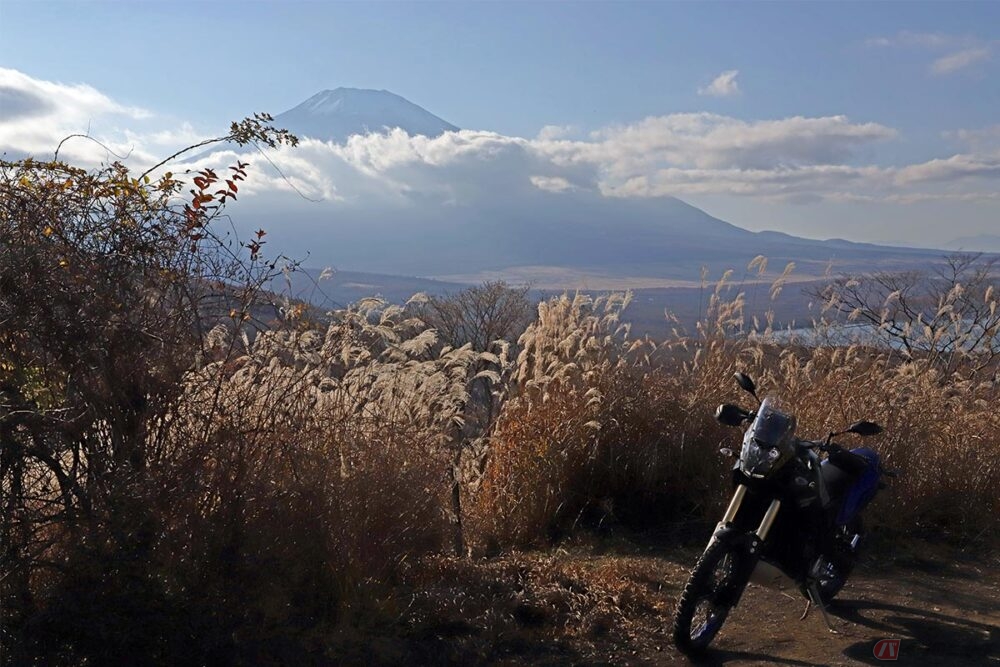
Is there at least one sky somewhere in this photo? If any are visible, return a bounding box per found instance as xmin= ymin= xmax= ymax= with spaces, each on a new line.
xmin=1 ymin=0 xmax=998 ymax=250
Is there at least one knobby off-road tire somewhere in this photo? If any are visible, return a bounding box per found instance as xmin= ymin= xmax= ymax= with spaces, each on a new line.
xmin=672 ymin=538 xmax=751 ymax=655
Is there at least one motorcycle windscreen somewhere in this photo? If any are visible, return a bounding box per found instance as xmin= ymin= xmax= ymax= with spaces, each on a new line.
xmin=740 ymin=398 xmax=795 ymax=478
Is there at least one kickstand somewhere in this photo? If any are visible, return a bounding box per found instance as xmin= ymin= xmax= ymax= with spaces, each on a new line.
xmin=806 ymin=584 xmax=839 ymax=634
xmin=799 ymin=600 xmax=811 ymax=621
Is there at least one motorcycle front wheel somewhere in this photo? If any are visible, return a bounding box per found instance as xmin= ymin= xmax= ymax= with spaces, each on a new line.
xmin=672 ymin=538 xmax=750 ymax=655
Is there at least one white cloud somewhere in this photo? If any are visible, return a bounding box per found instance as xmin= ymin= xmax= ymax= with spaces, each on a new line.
xmin=595 ymin=158 xmax=1000 ymax=203
xmin=866 ymin=31 xmax=956 ymax=49
xmin=541 ymin=113 xmax=896 ymax=172
xmin=894 ymin=153 xmax=1000 ymax=184
xmin=190 ymin=118 xmax=991 ymax=208
xmin=3 ymin=68 xmax=998 ymax=215
xmin=126 ymin=122 xmax=210 ymax=148
xmin=698 ymin=70 xmax=740 ymax=97
xmin=930 ymin=47 xmax=992 ymax=74
xmin=865 ymin=32 xmax=994 ymax=76
xmin=945 ymin=124 xmax=1000 ymax=152
xmin=0 ymin=67 xmax=155 ymax=163
xmin=536 ymin=125 xmax=574 ymax=141
xmin=529 ymin=175 xmax=575 ymax=193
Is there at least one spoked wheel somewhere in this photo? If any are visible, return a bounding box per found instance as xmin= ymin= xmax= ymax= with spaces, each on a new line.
xmin=672 ymin=539 xmax=750 ymax=655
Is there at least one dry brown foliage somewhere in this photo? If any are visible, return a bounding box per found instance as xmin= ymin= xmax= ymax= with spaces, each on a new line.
xmin=3 ymin=144 xmax=997 ymax=666
xmin=470 ymin=263 xmax=1000 ymax=551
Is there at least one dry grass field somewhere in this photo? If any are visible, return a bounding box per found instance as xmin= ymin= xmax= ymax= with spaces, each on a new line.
xmin=3 ymin=157 xmax=998 ymax=665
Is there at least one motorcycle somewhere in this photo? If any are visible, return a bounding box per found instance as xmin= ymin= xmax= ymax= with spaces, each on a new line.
xmin=672 ymin=372 xmax=893 ymax=655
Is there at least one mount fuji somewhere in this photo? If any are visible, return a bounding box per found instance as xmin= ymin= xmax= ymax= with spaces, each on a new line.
xmin=273 ymin=88 xmax=458 ymax=143
xmin=196 ymin=88 xmax=957 ymax=296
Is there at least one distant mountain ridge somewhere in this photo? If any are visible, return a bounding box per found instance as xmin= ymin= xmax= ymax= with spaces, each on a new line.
xmin=274 ymin=88 xmax=458 ymax=143
xmin=945 ymin=234 xmax=1000 ymax=253
xmin=254 ymin=179 xmax=948 ymax=286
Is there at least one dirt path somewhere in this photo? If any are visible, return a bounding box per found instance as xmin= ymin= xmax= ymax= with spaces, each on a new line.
xmin=694 ymin=554 xmax=1000 ymax=666
xmin=349 ymin=539 xmax=1000 ymax=666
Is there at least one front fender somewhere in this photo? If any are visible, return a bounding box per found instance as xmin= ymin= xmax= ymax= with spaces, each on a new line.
xmin=711 ymin=525 xmax=763 ymax=555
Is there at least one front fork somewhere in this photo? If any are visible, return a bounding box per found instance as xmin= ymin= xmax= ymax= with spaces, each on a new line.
xmin=708 ymin=484 xmax=782 ymax=548
xmin=710 ymin=486 xmax=838 ymax=630
xmin=703 ymin=485 xmax=783 ymax=607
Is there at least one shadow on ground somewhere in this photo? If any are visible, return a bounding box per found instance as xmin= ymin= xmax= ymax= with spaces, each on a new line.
xmin=690 ymin=649 xmax=818 ymax=666
xmin=833 ymin=598 xmax=999 ymax=666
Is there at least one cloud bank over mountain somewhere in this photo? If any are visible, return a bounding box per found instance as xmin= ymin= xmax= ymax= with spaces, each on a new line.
xmin=197 ymin=114 xmax=996 ymax=208
xmin=2 ymin=68 xmax=998 ymax=250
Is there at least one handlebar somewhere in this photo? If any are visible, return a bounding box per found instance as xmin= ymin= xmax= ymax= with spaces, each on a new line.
xmin=796 ymin=438 xmax=840 ymax=453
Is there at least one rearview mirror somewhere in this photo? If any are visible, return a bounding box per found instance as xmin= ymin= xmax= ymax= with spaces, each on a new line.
xmin=846 ymin=420 xmax=883 ymax=437
xmin=734 ymin=372 xmax=758 ymax=399
xmin=716 ymin=403 xmax=751 ymax=427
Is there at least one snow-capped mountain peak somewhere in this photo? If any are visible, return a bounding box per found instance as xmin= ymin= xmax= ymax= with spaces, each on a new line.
xmin=274 ymin=88 xmax=458 ymax=143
